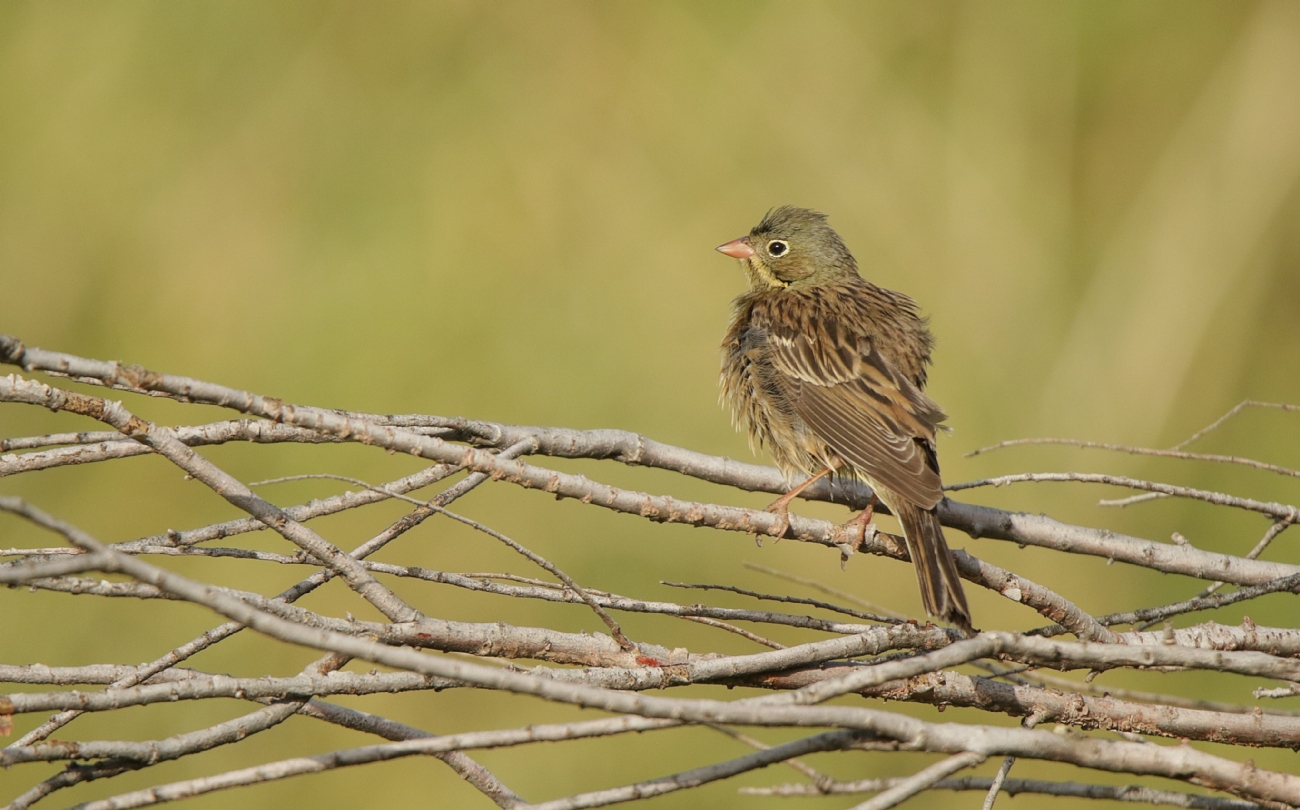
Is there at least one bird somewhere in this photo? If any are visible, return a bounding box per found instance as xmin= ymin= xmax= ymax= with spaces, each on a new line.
xmin=716 ymin=206 xmax=972 ymax=632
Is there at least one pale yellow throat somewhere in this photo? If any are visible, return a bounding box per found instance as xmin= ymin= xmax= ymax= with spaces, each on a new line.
xmin=749 ymin=258 xmax=789 ymax=290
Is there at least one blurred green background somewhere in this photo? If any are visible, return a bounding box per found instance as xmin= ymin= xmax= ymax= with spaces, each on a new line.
xmin=3 ymin=2 xmax=1300 ymax=808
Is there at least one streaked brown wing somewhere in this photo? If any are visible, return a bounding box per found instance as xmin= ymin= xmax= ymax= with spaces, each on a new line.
xmin=760 ymin=310 xmax=947 ymax=509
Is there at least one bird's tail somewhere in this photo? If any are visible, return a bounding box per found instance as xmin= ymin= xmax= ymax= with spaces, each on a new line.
xmin=894 ymin=500 xmax=973 ymax=634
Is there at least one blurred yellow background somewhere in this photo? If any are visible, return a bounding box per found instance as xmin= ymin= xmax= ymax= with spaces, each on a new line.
xmin=3 ymin=2 xmax=1299 ymax=808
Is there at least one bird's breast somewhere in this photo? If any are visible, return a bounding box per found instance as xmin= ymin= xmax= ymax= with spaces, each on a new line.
xmin=721 ymin=316 xmax=831 ymax=478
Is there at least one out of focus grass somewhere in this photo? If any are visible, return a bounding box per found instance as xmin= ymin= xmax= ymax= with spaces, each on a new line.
xmin=2 ymin=2 xmax=1299 ymax=808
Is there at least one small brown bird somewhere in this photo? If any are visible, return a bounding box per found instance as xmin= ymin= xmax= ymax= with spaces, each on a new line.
xmin=717 ymin=206 xmax=972 ymax=632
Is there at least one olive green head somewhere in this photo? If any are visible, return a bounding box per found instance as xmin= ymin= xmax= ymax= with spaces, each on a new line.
xmin=716 ymin=206 xmax=858 ymax=291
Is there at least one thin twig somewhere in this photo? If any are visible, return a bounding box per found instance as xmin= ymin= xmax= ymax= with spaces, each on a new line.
xmin=70 ymin=727 xmax=860 ymax=810
xmin=17 ymin=557 xmax=888 ymax=637
xmin=964 ymin=436 xmax=1300 ymax=479
xmin=434 ymin=507 xmax=638 ymax=652
xmin=1031 ymin=570 xmax=1300 ymax=633
xmin=1185 ymin=517 xmax=1294 ymax=605
xmin=983 ymin=755 xmax=1017 ymax=810
xmin=4 ymin=655 xmax=345 ymax=807
xmin=742 ymin=561 xmax=909 ymax=619
xmin=249 ymin=470 xmax=637 ymax=651
xmin=1173 ymin=400 xmax=1300 ymax=451
xmin=849 ymin=752 xmax=986 ymax=810
xmin=981 ymin=716 xmax=1040 ymax=810
xmin=704 ymin=725 xmax=827 ymax=783
xmin=292 ymin=699 xmax=524 ymax=808
xmin=525 ymin=731 xmax=865 ymax=810
xmin=679 ymin=616 xmax=785 ymax=649
xmin=977 ymin=661 xmax=1300 ymax=718
xmin=1255 ymin=685 xmax=1300 ymax=700
xmin=742 ymin=777 xmax=1263 ymax=807
xmin=946 ymin=471 xmax=1299 ymax=522
xmin=661 ymin=580 xmax=901 ymax=624
xmin=1100 ymin=492 xmax=1169 ymax=507
xmin=0 ymin=429 xmax=125 ymax=451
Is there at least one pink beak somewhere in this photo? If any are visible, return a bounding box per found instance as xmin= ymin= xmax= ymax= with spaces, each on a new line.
xmin=715 ymin=237 xmax=755 ymax=259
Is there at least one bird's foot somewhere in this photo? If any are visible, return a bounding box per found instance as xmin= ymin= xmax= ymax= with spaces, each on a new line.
xmin=760 ymin=467 xmax=836 ymax=543
xmin=762 ymin=498 xmax=794 ymax=541
xmin=841 ymin=498 xmax=878 ymax=549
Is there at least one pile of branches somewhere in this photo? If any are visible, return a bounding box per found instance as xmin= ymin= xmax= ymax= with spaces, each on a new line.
xmin=2 ymin=333 xmax=1299 ymax=810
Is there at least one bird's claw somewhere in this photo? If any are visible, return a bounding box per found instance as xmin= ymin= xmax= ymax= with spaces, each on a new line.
xmin=840 ymin=504 xmax=877 ymax=550
xmin=763 ymin=502 xmax=792 ymax=541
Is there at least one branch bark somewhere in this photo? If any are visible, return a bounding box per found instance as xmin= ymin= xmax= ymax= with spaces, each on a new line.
xmin=4 ymin=336 xmax=1299 ymax=810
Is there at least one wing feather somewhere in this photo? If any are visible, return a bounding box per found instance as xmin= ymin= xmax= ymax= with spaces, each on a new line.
xmin=758 ymin=301 xmax=947 ymax=509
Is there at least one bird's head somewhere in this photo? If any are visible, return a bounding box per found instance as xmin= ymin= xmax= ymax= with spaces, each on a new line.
xmin=716 ymin=206 xmax=857 ymax=291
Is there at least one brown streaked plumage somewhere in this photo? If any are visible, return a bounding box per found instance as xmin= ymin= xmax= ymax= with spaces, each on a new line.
xmin=717 ymin=206 xmax=972 ymax=632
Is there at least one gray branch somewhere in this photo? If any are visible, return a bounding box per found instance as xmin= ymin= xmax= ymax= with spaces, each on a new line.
xmin=5 ymin=336 xmax=1300 ymax=809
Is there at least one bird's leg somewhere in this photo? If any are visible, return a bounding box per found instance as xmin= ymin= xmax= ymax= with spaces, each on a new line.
xmin=764 ymin=466 xmax=834 ymax=539
xmin=842 ymin=494 xmax=880 ymax=550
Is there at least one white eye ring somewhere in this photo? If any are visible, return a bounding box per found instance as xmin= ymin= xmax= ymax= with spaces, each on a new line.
xmin=767 ymin=240 xmax=789 ymax=257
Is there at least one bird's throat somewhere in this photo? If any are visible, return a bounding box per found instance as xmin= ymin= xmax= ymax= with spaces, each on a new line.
xmin=746 ymin=258 xmax=789 ymax=291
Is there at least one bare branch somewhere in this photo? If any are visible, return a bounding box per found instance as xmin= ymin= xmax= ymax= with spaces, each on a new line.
xmin=39 ymin=557 xmax=882 ymax=637
xmin=661 ymin=579 xmax=903 ymax=624
xmin=965 ymin=436 xmax=1300 ymax=480
xmin=6 ymin=370 xmax=1296 ymax=590
xmin=1 ymin=671 xmax=451 ymax=724
xmin=947 ymin=472 xmax=1299 ymax=522
xmin=0 ymin=420 xmax=348 ymax=477
xmin=2 ymin=442 xmax=521 ymax=748
xmin=742 ymin=561 xmax=908 ymax=618
xmin=849 ymin=751 xmax=986 ymax=810
xmin=1100 ymin=492 xmax=1170 ymax=507
xmin=63 ymin=716 xmax=678 ymax=810
xmin=1172 ymin=400 xmax=1300 ymax=451
xmin=431 ymin=506 xmax=638 ymax=652
xmin=522 ymin=730 xmax=864 ymax=810
xmin=743 ymin=777 xmax=1264 ymax=808
xmin=8 ymin=500 xmax=1298 ymax=803
xmin=252 ymin=470 xmax=639 ymax=652
xmin=1075 ymin=570 xmax=1300 ymax=631
xmin=679 ymin=616 xmax=785 ymax=649
xmin=0 ymin=664 xmax=204 ymax=686
xmin=7 ymin=337 xmax=1300 ymax=809
xmin=740 ymin=663 xmax=1300 ymax=748
xmin=1189 ymin=517 xmax=1294 ymax=603
xmin=291 ymin=700 xmax=525 ymax=809
xmin=983 ymin=755 xmax=1018 ymax=810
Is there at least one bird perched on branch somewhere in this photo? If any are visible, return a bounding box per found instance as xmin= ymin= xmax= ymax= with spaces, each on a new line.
xmin=717 ymin=206 xmax=972 ymax=632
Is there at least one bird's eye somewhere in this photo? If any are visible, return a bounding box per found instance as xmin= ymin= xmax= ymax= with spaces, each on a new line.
xmin=767 ymin=240 xmax=789 ymax=257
